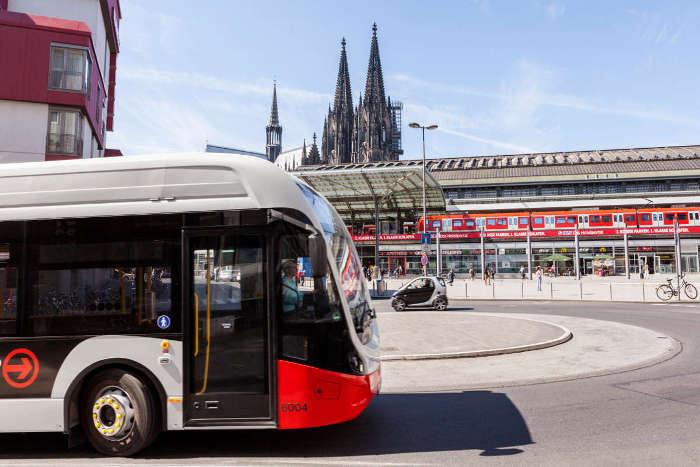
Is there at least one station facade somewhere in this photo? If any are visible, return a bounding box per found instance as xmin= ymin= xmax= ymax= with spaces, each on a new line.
xmin=294 ymin=144 xmax=700 ymax=277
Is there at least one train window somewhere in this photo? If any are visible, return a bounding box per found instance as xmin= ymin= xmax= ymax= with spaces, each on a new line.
xmin=556 ymin=217 xmax=565 ymax=224
xmin=625 ymin=214 xmax=635 ymax=222
xmin=679 ymin=213 xmax=687 ymax=221
xmin=665 ymin=214 xmax=674 ymax=221
xmin=567 ymin=216 xmax=576 ymax=223
xmin=578 ymin=216 xmax=584 ymax=223
xmin=519 ymin=218 xmax=528 ymax=225
xmin=591 ymin=215 xmax=601 ymax=223
xmin=466 ymin=220 xmax=475 ymax=227
xmin=432 ymin=221 xmax=441 ymax=227
xmin=476 ymin=218 xmax=484 ymax=226
xmin=641 ymin=214 xmax=651 ymax=222
xmin=453 ymin=220 xmax=463 ymax=227
xmin=487 ymin=219 xmax=496 ymax=226
xmin=602 ymin=215 xmax=611 ymax=223
xmin=533 ymin=217 xmax=543 ymax=225
xmin=498 ymin=218 xmax=507 ymax=226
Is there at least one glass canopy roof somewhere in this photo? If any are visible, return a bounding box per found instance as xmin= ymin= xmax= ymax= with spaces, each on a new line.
xmin=292 ymin=166 xmax=446 ymax=223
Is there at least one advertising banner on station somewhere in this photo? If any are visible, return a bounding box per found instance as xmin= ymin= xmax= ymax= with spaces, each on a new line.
xmin=352 ymin=226 xmax=700 ymax=243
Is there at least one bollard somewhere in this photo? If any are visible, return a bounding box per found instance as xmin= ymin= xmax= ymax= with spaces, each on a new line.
xmin=465 ymin=281 xmax=468 ymax=300
xmin=550 ymin=282 xmax=554 ymax=300
xmin=609 ymin=282 xmax=613 ymax=301
xmin=492 ymin=281 xmax=495 ymax=299
xmin=642 ymin=281 xmax=645 ymax=302
xmin=579 ymin=281 xmax=583 ymax=301
xmin=521 ymin=281 xmax=524 ymax=299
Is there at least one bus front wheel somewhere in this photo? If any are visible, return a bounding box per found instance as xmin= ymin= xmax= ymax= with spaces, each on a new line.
xmin=81 ymin=368 xmax=160 ymax=456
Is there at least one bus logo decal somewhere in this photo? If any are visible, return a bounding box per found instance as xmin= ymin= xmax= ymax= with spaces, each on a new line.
xmin=1 ymin=348 xmax=40 ymax=389
xmin=157 ymin=315 xmax=171 ymax=330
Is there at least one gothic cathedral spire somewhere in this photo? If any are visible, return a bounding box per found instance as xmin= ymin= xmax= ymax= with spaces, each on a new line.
xmin=314 ymin=24 xmax=402 ymax=166
xmin=364 ymin=23 xmax=386 ymax=106
xmin=322 ymin=38 xmax=354 ymax=165
xmin=354 ymin=23 xmax=400 ymax=163
xmin=266 ymin=81 xmax=282 ymax=162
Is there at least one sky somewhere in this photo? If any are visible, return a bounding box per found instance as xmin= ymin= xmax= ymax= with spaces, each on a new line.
xmin=109 ymin=0 xmax=700 ymax=160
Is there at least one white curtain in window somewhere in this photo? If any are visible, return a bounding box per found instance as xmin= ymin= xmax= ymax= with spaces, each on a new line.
xmin=49 ymin=46 xmax=88 ymax=92
xmin=47 ymin=110 xmax=82 ymax=155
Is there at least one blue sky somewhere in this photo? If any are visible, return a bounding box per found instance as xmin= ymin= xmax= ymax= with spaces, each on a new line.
xmin=110 ymin=0 xmax=700 ymax=159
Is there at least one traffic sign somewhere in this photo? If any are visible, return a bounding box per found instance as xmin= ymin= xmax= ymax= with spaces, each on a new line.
xmin=420 ymin=233 xmax=431 ymax=245
xmin=2 ymin=348 xmax=39 ymax=389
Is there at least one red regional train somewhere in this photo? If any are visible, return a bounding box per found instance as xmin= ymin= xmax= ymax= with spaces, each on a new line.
xmin=417 ymin=207 xmax=700 ymax=232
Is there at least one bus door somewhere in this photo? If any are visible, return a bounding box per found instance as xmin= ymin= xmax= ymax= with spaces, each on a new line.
xmin=183 ymin=229 xmax=273 ymax=425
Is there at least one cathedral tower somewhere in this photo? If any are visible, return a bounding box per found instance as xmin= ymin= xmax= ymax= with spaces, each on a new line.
xmin=321 ymin=38 xmax=354 ymax=165
xmin=266 ymin=82 xmax=282 ymax=162
xmin=353 ymin=23 xmax=400 ymax=163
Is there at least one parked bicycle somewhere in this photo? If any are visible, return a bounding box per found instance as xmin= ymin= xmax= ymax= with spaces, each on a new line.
xmin=656 ymin=274 xmax=698 ymax=301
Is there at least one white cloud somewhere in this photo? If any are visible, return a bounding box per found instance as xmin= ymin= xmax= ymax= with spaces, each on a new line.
xmin=120 ymin=66 xmax=329 ymax=103
xmin=390 ymin=68 xmax=700 ymax=127
xmin=438 ymin=128 xmax=536 ymax=153
xmin=545 ymin=2 xmax=566 ymax=21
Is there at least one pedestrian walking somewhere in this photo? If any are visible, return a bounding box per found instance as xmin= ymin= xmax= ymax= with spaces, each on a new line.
xmin=484 ymin=268 xmax=490 ymax=285
xmin=469 ymin=266 xmax=475 ymax=281
xmin=536 ymin=265 xmax=543 ymax=292
xmin=447 ymin=268 xmax=455 ymax=285
xmin=519 ymin=265 xmax=526 ymax=280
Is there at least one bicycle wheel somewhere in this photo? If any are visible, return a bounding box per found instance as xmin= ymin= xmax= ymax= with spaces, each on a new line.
xmin=656 ymin=284 xmax=673 ymax=301
xmin=684 ymin=283 xmax=698 ymax=300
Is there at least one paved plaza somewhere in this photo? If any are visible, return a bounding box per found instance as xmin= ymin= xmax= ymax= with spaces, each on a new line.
xmin=377 ymin=274 xmax=700 ymax=302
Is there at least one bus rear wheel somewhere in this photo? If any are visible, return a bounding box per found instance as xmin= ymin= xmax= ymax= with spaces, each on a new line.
xmin=81 ymin=368 xmax=160 ymax=456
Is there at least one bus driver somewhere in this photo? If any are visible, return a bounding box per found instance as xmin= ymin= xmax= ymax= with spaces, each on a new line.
xmin=282 ymin=259 xmax=303 ymax=313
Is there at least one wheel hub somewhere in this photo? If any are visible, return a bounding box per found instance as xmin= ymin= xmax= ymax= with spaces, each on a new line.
xmin=92 ymin=387 xmax=135 ymax=440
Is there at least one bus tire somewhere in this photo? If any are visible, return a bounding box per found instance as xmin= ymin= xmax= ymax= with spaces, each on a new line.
xmin=81 ymin=368 xmax=160 ymax=456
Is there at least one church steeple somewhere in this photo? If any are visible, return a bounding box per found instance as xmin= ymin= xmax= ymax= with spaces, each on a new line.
xmin=334 ymin=38 xmax=353 ymax=114
xmin=315 ymin=24 xmax=401 ymax=167
xmin=321 ymin=38 xmax=354 ymax=165
xmin=269 ymin=81 xmax=279 ymax=126
xmin=364 ymin=23 xmax=386 ymax=105
xmin=266 ymin=81 xmax=282 ymax=162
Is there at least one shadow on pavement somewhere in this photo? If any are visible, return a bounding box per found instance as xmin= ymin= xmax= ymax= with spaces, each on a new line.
xmin=0 ymin=391 xmax=532 ymax=460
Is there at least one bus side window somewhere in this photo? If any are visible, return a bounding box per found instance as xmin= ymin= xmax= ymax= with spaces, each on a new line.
xmin=0 ymin=243 xmax=18 ymax=337
xmin=26 ymin=217 xmax=180 ymax=337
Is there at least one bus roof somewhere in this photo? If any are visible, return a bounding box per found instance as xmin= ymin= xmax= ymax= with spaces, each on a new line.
xmin=0 ymin=153 xmax=316 ymax=224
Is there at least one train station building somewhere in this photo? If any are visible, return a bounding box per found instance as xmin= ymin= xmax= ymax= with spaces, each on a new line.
xmin=293 ymin=144 xmax=700 ymax=277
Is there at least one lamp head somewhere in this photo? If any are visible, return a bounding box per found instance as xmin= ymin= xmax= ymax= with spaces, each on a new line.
xmin=408 ymin=122 xmax=421 ymax=129
xmin=426 ymin=124 xmax=438 ymax=130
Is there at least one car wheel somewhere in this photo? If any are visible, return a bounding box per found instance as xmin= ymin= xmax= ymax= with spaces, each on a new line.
xmin=433 ymin=298 xmax=448 ymax=311
xmin=81 ymin=368 xmax=160 ymax=456
xmin=392 ymin=298 xmax=407 ymax=312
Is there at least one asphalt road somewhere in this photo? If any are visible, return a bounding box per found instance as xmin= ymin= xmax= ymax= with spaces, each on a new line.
xmin=2 ymin=301 xmax=700 ymax=465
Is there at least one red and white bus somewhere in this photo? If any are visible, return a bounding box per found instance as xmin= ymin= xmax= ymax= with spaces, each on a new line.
xmin=0 ymin=155 xmax=379 ymax=456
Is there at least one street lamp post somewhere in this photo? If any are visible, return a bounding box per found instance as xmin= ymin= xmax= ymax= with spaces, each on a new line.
xmin=409 ymin=122 xmax=438 ymax=233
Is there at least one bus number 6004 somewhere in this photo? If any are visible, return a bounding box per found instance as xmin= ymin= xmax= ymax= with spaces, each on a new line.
xmin=281 ymin=403 xmax=308 ymax=413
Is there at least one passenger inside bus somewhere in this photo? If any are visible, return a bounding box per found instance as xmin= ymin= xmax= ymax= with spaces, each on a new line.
xmin=281 ymin=259 xmax=302 ymax=313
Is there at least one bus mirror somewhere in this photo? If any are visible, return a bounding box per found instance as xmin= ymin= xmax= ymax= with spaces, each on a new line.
xmin=308 ymin=234 xmax=328 ymax=277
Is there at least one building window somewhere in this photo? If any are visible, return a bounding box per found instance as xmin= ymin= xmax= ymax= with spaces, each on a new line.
xmin=47 ymin=108 xmax=83 ymax=155
xmin=49 ymin=45 xmax=90 ymax=93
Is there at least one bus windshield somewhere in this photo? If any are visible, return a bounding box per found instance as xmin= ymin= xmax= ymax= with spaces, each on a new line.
xmin=296 ymin=182 xmax=376 ymax=346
